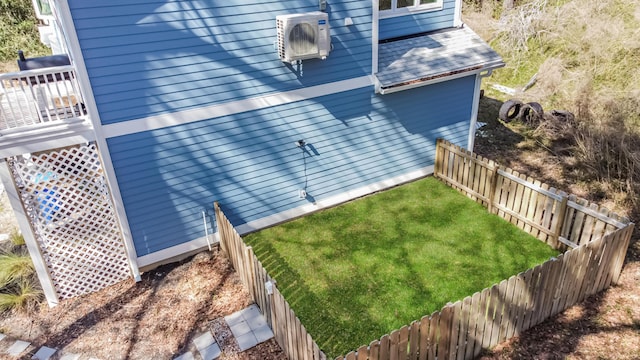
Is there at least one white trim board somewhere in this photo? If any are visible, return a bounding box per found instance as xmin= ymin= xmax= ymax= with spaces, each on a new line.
xmin=136 ymin=165 xmax=434 ymax=269
xmin=56 ymin=0 xmax=142 ymax=281
xmin=137 ymin=234 xmax=218 ymax=269
xmin=102 ymin=75 xmax=374 ymax=139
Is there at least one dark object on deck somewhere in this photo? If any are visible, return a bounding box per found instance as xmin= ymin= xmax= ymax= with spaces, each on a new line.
xmin=17 ymin=50 xmax=72 ymax=83
xmin=498 ymin=99 xmax=524 ymax=123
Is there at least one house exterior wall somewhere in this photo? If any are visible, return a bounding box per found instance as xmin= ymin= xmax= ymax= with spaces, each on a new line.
xmin=107 ymin=76 xmax=475 ymax=256
xmin=68 ymin=0 xmax=372 ymax=125
xmin=378 ymin=0 xmax=456 ymax=40
xmin=65 ymin=0 xmax=474 ymax=263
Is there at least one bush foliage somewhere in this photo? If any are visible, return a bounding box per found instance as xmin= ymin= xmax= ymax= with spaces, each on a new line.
xmin=0 ymin=0 xmax=50 ymax=61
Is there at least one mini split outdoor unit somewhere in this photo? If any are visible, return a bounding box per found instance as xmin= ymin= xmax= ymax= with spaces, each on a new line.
xmin=276 ymin=12 xmax=331 ymax=63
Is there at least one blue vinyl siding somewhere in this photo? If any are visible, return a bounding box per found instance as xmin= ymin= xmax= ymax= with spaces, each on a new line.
xmin=107 ymin=76 xmax=476 ymax=256
xmin=68 ymin=0 xmax=372 ymax=125
xmin=379 ymin=0 xmax=456 ymax=40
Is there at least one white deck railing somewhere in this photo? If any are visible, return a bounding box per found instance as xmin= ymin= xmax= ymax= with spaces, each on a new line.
xmin=0 ymin=65 xmax=87 ymax=131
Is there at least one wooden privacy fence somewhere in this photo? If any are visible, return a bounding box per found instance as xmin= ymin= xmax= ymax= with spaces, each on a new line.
xmin=433 ymin=138 xmax=629 ymax=252
xmin=215 ymin=138 xmax=634 ymax=360
xmin=336 ymin=223 xmax=633 ymax=360
xmin=214 ymin=202 xmax=327 ymax=360
xmin=335 ymin=139 xmax=633 ymax=360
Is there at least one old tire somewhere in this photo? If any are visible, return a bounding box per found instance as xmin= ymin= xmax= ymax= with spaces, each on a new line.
xmin=521 ymin=102 xmax=544 ymax=124
xmin=498 ymin=99 xmax=524 ymax=123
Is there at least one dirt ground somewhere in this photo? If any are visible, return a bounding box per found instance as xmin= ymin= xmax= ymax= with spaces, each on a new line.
xmin=0 ymin=98 xmax=639 ymax=359
xmin=0 ymin=187 xmax=285 ymax=359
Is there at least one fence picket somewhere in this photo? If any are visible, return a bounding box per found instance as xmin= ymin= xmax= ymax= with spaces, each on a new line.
xmin=379 ymin=334 xmax=390 ymax=360
xmin=369 ymin=339 xmax=380 ymax=360
xmin=418 ymin=315 xmax=431 ymax=360
xmin=409 ymin=320 xmax=420 ymax=360
xmin=428 ymin=313 xmax=439 ymax=360
xmin=437 ymin=305 xmax=453 ymax=359
xmin=501 ymin=276 xmax=518 ymax=341
xmin=357 ymin=345 xmax=368 ymax=360
xmin=448 ymin=302 xmax=462 ymax=360
xmin=456 ymin=298 xmax=471 ymax=360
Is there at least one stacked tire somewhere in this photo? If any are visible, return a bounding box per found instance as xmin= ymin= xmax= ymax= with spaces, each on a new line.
xmin=498 ymin=99 xmax=544 ymax=125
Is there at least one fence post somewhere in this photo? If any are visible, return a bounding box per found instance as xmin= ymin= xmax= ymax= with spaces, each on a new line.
xmin=214 ymin=201 xmax=227 ymax=255
xmin=488 ymin=164 xmax=500 ymax=213
xmin=435 ymin=139 xmax=443 ymax=178
xmin=554 ymin=195 xmax=569 ymax=247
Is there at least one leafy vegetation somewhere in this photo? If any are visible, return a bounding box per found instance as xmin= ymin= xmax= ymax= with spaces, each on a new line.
xmin=244 ymin=177 xmax=558 ymax=357
xmin=0 ymin=0 xmax=50 ymax=66
xmin=0 ymin=231 xmax=42 ymax=312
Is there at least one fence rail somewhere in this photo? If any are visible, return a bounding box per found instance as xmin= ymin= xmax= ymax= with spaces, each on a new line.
xmin=0 ymin=65 xmax=86 ymax=131
xmin=214 ymin=139 xmax=634 ymax=360
xmin=214 ymin=202 xmax=326 ymax=360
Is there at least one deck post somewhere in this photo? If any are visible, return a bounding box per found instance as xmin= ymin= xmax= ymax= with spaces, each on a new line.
xmin=0 ymin=160 xmax=59 ymax=306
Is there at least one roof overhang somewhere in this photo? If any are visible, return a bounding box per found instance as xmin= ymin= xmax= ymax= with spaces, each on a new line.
xmin=375 ymin=26 xmax=505 ymax=95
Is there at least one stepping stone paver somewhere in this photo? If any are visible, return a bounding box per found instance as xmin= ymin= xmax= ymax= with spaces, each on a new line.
xmin=32 ymin=346 xmax=57 ymax=360
xmin=193 ymin=332 xmax=219 ymax=360
xmin=173 ymin=352 xmax=195 ymax=360
xmin=7 ymin=340 xmax=30 ymax=356
xmin=225 ymin=304 xmax=274 ymax=352
xmin=235 ymin=332 xmax=259 ymax=352
xmin=199 ymin=343 xmax=221 ymax=360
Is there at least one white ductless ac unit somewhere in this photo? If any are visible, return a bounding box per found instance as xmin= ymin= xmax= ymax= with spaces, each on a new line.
xmin=276 ymin=12 xmax=331 ymax=63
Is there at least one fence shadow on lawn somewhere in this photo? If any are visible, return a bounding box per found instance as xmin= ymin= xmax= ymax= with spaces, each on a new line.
xmin=214 ymin=138 xmax=634 ymax=360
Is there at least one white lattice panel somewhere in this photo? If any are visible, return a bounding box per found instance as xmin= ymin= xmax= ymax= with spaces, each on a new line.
xmin=8 ymin=143 xmax=130 ymax=299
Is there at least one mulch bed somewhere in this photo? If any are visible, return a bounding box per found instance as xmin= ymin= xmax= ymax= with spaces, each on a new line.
xmin=0 ymin=249 xmax=286 ymax=360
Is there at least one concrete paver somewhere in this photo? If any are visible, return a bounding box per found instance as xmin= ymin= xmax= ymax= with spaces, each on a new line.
xmin=173 ymin=351 xmax=195 ymax=360
xmin=225 ymin=304 xmax=274 ymax=351
xmin=199 ymin=343 xmax=221 ymax=360
xmin=32 ymin=346 xmax=57 ymax=360
xmin=7 ymin=340 xmax=30 ymax=357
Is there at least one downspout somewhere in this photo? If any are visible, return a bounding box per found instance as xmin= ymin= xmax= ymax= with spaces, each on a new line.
xmin=372 ymin=0 xmax=380 ymax=93
xmin=54 ymin=0 xmax=141 ymax=281
xmin=467 ymin=69 xmax=493 ymax=151
xmin=454 ymin=0 xmax=463 ymax=27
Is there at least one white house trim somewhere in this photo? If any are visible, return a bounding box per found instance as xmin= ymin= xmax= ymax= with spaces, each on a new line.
xmin=56 ymin=0 xmax=141 ymax=281
xmin=136 ymin=164 xmax=434 ymax=270
xmin=137 ymin=234 xmax=218 ymax=269
xmin=0 ymin=119 xmax=95 ymax=158
xmin=102 ymin=75 xmax=374 ymax=139
xmin=454 ymin=0 xmax=463 ymax=27
xmin=467 ymin=73 xmax=483 ymax=150
xmin=372 ymin=0 xmax=380 ymax=75
xmin=378 ymin=68 xmax=486 ymax=95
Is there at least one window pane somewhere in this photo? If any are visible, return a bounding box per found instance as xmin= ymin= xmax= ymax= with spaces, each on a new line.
xmin=419 ymin=0 xmax=438 ymax=4
xmin=397 ymin=0 xmax=413 ymax=8
xmin=379 ymin=0 xmax=392 ymax=10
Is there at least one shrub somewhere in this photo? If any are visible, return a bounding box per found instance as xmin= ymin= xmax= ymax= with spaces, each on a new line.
xmin=0 ymin=0 xmax=50 ymax=61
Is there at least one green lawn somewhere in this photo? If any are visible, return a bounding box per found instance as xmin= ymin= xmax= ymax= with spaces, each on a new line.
xmin=243 ymin=176 xmax=558 ymax=358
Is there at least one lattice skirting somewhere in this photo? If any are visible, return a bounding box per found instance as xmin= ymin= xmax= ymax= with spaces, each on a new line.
xmin=8 ymin=143 xmax=130 ymax=299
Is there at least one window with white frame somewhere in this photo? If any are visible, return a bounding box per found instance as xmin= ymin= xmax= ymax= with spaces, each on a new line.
xmin=379 ymin=0 xmax=443 ymax=18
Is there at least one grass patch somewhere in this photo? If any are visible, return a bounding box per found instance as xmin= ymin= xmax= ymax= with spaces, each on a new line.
xmin=244 ymin=176 xmax=558 ymax=357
